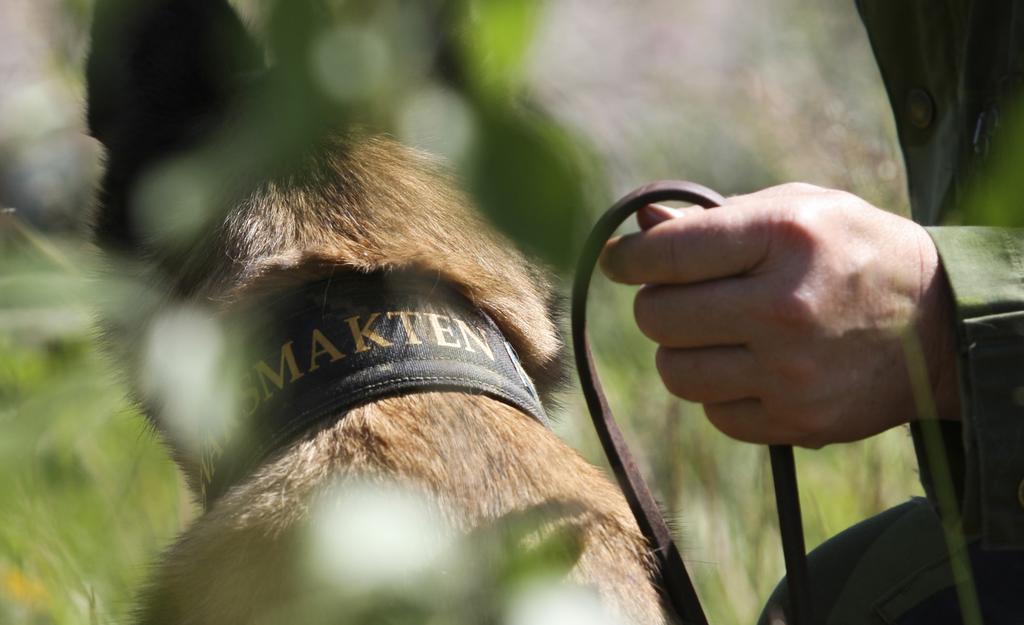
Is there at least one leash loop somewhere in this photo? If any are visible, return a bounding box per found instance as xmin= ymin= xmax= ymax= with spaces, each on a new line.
xmin=571 ymin=180 xmax=811 ymax=625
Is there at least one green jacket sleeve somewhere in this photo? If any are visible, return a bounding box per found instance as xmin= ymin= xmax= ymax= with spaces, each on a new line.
xmin=926 ymin=226 xmax=1024 ymax=548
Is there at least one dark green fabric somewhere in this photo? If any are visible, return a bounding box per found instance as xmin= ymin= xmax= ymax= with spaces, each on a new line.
xmin=856 ymin=1 xmax=1024 ymax=548
xmin=759 ymin=499 xmax=1024 ymax=625
xmin=855 ymin=0 xmax=972 ymax=226
xmin=928 ymin=228 xmax=1024 ymax=318
xmin=926 ymin=228 xmax=1024 ymax=547
xmin=757 ymin=499 xmax=954 ymax=625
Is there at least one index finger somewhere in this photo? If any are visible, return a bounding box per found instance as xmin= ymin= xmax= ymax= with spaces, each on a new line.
xmin=599 ymin=205 xmax=770 ymax=285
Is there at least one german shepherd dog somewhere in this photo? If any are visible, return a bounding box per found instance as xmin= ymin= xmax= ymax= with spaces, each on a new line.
xmin=86 ymin=1 xmax=671 ymax=622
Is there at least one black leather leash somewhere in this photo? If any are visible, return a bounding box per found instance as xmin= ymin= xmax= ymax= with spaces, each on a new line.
xmin=571 ymin=180 xmax=812 ymax=625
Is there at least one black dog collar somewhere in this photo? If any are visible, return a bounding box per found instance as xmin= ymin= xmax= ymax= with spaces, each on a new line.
xmin=201 ymin=272 xmax=547 ymax=504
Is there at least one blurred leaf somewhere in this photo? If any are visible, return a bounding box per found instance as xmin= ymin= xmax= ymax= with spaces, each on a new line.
xmin=962 ymin=98 xmax=1024 ymax=227
xmin=468 ymin=106 xmax=596 ymax=269
xmin=458 ymin=0 xmax=542 ymax=94
xmin=469 ymin=501 xmax=586 ymax=593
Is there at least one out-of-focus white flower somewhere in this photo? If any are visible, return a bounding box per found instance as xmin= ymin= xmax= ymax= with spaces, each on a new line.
xmin=142 ymin=307 xmax=235 ymax=452
xmin=307 ymin=481 xmax=455 ymax=592
xmin=506 ymin=582 xmax=624 ymax=625
xmin=311 ymin=26 xmax=390 ymax=103
xmin=398 ymin=85 xmax=477 ymax=166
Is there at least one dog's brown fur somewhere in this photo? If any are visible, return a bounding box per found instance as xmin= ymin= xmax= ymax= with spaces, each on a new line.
xmin=87 ymin=2 xmax=673 ymax=623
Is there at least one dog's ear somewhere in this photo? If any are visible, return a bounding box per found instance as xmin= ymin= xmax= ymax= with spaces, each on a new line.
xmin=86 ymin=0 xmax=263 ymax=149
xmin=87 ymin=0 xmax=264 ymax=251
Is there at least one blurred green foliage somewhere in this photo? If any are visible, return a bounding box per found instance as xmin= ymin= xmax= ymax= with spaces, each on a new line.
xmin=961 ymin=97 xmax=1024 ymax=227
xmin=0 ymin=0 xmax=932 ymax=624
xmin=0 ymin=228 xmax=186 ymax=625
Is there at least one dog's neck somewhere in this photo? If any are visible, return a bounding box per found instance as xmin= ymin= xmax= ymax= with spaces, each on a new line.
xmin=201 ymin=271 xmax=547 ymax=504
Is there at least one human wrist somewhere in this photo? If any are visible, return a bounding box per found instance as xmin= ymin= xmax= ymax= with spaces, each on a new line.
xmin=915 ymin=225 xmax=962 ymax=421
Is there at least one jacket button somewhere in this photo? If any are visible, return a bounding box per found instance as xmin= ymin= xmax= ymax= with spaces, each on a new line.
xmin=906 ymin=88 xmax=935 ymax=129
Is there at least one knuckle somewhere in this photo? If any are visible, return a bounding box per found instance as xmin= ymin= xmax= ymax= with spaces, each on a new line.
xmin=778 ymin=182 xmax=825 ymax=195
xmin=763 ymin=203 xmax=823 ymax=258
xmin=783 ymin=203 xmax=823 ymax=238
xmin=765 ymin=288 xmax=821 ymax=327
xmin=828 ymin=188 xmax=868 ymax=208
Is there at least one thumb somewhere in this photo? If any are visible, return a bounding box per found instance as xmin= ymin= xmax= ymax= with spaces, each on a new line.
xmin=637 ymin=204 xmax=688 ymax=230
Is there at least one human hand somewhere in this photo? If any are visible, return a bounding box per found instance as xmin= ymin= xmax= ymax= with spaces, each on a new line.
xmin=599 ymin=183 xmax=960 ymax=448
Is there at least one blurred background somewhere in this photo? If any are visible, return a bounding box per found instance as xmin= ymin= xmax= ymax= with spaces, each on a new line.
xmin=0 ymin=0 xmax=921 ymax=623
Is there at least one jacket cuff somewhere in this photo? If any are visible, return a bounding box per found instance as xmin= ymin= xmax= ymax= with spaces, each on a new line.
xmin=926 ymin=226 xmax=1024 ymax=548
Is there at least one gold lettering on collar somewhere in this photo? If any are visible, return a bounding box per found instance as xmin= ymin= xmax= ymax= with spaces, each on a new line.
xmin=387 ymin=311 xmax=422 ymax=345
xmin=454 ymin=318 xmax=494 ymax=361
xmin=425 ymin=312 xmax=461 ymax=349
xmin=345 ymin=313 xmax=393 ymax=353
xmin=240 ymin=371 xmax=261 ymax=416
xmin=254 ymin=340 xmax=305 ymax=400
xmin=309 ymin=328 xmax=345 ymax=371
